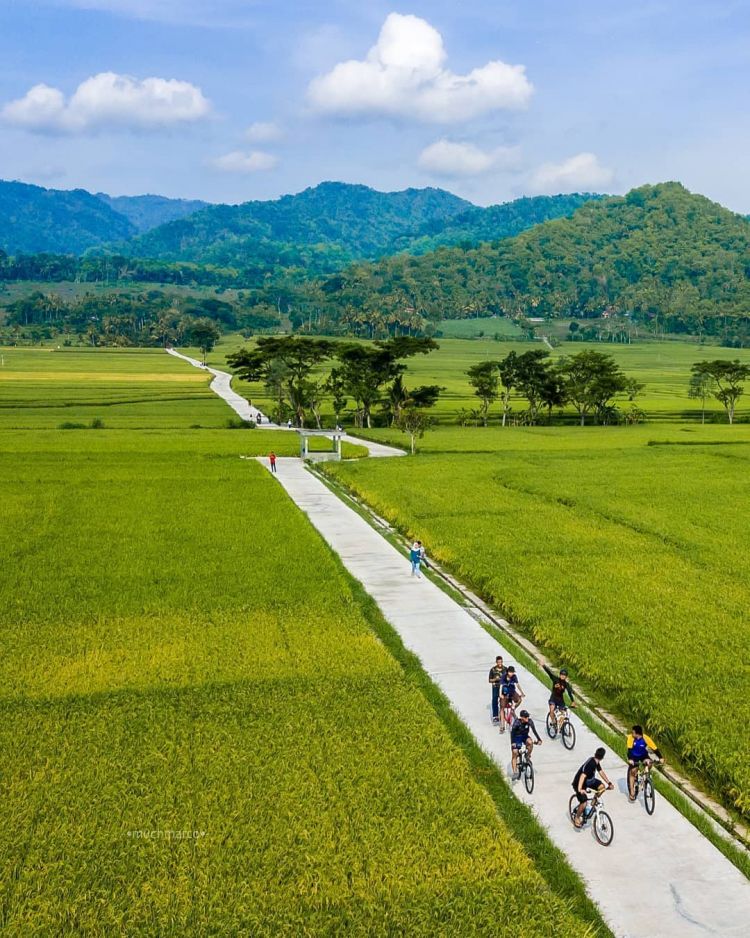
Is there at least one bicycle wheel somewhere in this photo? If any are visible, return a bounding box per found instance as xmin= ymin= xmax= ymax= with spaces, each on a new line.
xmin=568 ymin=795 xmax=580 ymax=824
xmin=524 ymin=761 xmax=535 ymax=794
xmin=546 ymin=712 xmax=558 ymax=739
xmin=562 ymin=719 xmax=576 ymax=750
xmin=644 ymin=776 xmax=655 ymax=815
xmin=593 ymin=809 xmax=614 ymax=846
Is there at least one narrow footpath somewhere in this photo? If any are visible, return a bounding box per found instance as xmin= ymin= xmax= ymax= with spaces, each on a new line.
xmin=265 ymin=457 xmax=750 ymax=938
xmin=170 ymin=345 xmax=750 ymax=936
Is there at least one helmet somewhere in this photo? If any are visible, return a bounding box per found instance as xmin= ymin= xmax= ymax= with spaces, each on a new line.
xmin=560 ymin=668 xmax=568 ymax=676
xmin=519 ymin=709 xmax=529 ymax=718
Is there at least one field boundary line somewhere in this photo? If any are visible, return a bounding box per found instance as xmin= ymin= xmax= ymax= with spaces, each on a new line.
xmin=310 ymin=460 xmax=750 ymax=863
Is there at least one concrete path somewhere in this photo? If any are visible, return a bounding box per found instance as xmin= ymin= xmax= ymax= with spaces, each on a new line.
xmin=265 ymin=456 xmax=750 ymax=938
xmin=167 ymin=347 xmax=405 ymax=457
xmin=166 ymin=347 xmax=276 ymax=426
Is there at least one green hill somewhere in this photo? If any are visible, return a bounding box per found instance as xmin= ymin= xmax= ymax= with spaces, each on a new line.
xmin=318 ymin=183 xmax=750 ymax=337
xmin=126 ymin=182 xmax=599 ymax=276
xmin=394 ymin=193 xmax=602 ymax=254
xmin=0 ymin=180 xmax=135 ymax=254
xmin=96 ymin=193 xmax=210 ymax=233
xmin=126 ymin=181 xmax=472 ymax=272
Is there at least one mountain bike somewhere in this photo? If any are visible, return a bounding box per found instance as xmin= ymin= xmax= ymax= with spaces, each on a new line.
xmin=514 ymin=741 xmax=538 ymax=794
xmin=629 ymin=760 xmax=657 ymax=815
xmin=498 ymin=698 xmax=517 ymax=734
xmin=546 ymin=705 xmax=576 ymax=749
xmin=569 ymin=789 xmax=614 ymax=846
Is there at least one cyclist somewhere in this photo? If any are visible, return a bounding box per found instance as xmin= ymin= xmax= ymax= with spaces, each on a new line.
xmin=510 ymin=709 xmax=542 ymax=779
xmin=488 ymin=655 xmax=506 ymax=725
xmin=498 ymin=666 xmax=524 ymax=732
xmin=543 ymin=664 xmax=576 ymax=723
xmin=627 ymin=725 xmax=664 ymax=801
xmin=572 ymin=747 xmax=614 ymax=827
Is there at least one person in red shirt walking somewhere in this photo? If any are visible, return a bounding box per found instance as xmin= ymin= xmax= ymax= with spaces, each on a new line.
xmin=269 ymin=452 xmax=277 ymax=474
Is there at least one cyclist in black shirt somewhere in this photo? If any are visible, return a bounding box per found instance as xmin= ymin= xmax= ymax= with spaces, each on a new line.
xmin=510 ymin=709 xmax=542 ymax=778
xmin=543 ymin=664 xmax=576 ymax=722
xmin=488 ymin=655 xmax=506 ymax=725
xmin=572 ymin=747 xmax=613 ymax=827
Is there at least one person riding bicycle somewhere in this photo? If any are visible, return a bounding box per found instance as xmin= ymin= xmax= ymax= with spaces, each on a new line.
xmin=488 ymin=655 xmax=506 ymax=725
xmin=572 ymin=747 xmax=613 ymax=827
xmin=626 ymin=725 xmax=664 ymax=801
xmin=543 ymin=663 xmax=576 ymax=722
xmin=499 ymin=666 xmax=524 ymax=730
xmin=510 ymin=709 xmax=542 ymax=779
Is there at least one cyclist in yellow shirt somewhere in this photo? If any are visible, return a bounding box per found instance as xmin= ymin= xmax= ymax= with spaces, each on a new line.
xmin=626 ymin=725 xmax=664 ymax=801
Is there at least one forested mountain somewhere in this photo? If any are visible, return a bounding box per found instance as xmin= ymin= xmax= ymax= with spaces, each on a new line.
xmin=126 ymin=182 xmax=599 ymax=275
xmin=315 ymin=183 xmax=750 ymax=337
xmin=96 ymin=193 xmax=210 ymax=233
xmin=393 ymin=193 xmax=602 ymax=254
xmin=126 ymin=182 xmax=472 ymax=271
xmin=0 ymin=180 xmax=135 ymax=254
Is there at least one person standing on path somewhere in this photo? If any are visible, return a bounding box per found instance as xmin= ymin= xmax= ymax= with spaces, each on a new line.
xmin=269 ymin=452 xmax=277 ymax=474
xmin=488 ymin=656 xmax=506 ymax=725
xmin=410 ymin=540 xmax=424 ymax=578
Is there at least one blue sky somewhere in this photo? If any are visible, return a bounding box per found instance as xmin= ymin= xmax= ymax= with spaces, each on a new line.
xmin=1 ymin=1 xmax=748 ymax=210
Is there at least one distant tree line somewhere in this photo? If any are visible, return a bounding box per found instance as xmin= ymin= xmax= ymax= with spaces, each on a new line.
xmin=0 ymin=289 xmax=279 ymax=347
xmin=467 ymin=350 xmax=643 ymax=427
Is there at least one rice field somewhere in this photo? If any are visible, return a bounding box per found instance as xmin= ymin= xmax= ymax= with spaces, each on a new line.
xmin=203 ymin=334 xmax=750 ymax=424
xmin=0 ymin=430 xmax=598 ymax=934
xmin=325 ymin=425 xmax=750 ymax=819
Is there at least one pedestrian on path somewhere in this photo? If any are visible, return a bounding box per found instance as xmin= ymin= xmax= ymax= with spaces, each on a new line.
xmin=410 ymin=540 xmax=424 ymax=578
xmin=488 ymin=655 xmax=506 ymax=724
xmin=269 ymin=452 xmax=277 ymax=474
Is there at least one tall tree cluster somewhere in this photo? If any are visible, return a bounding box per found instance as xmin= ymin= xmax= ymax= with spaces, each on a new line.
xmin=227 ymin=336 xmax=441 ymax=429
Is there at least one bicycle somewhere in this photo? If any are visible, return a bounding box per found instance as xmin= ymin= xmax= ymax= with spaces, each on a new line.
xmin=546 ymin=704 xmax=576 ymax=750
xmin=498 ymin=698 xmax=517 ymax=734
xmin=629 ymin=760 xmax=657 ymax=815
xmin=514 ymin=741 xmax=538 ymax=794
xmin=568 ymin=789 xmax=614 ymax=846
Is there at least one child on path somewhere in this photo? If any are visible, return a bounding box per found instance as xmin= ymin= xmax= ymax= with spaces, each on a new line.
xmin=269 ymin=452 xmax=277 ymax=474
xmin=410 ymin=540 xmax=424 ymax=578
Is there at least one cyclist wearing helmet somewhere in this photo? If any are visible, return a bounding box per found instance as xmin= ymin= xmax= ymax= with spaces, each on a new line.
xmin=543 ymin=664 xmax=576 ymax=722
xmin=498 ymin=666 xmax=524 ymax=732
xmin=510 ymin=709 xmax=542 ymax=779
xmin=572 ymin=747 xmax=613 ymax=827
xmin=627 ymin=725 xmax=664 ymax=800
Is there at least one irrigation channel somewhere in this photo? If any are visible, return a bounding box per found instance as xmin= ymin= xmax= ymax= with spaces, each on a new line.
xmin=170 ymin=347 xmax=750 ymax=937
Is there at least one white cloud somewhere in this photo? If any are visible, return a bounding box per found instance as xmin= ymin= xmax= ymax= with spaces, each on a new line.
xmin=307 ymin=13 xmax=532 ymax=123
xmin=245 ymin=121 xmax=283 ymax=143
xmin=1 ymin=72 xmax=211 ymax=134
xmin=419 ymin=139 xmax=521 ymax=177
xmin=211 ymin=150 xmax=279 ymax=173
xmin=529 ymin=152 xmax=614 ymax=193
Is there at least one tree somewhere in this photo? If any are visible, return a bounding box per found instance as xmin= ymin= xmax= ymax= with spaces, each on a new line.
xmin=513 ymin=349 xmax=552 ymax=424
xmin=397 ymin=406 xmax=433 ymax=455
xmin=187 ymin=318 xmax=221 ymax=364
xmin=498 ymin=350 xmax=520 ymax=427
xmin=227 ymin=336 xmax=335 ymax=427
xmin=691 ymin=360 xmax=750 ymax=424
xmin=336 ymin=336 xmax=438 ymax=428
xmin=687 ymin=370 xmax=712 ymax=424
xmin=325 ymin=367 xmax=348 ymax=426
xmin=467 ymin=361 xmax=499 ymax=426
xmin=557 ymin=350 xmax=630 ymax=426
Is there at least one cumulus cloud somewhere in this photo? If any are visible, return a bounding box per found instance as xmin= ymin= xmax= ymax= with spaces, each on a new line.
xmin=211 ymin=150 xmax=279 ymax=173
xmin=307 ymin=13 xmax=532 ymax=123
xmin=529 ymin=152 xmax=614 ymax=193
xmin=245 ymin=121 xmax=283 ymax=143
xmin=1 ymin=72 xmax=211 ymax=133
xmin=419 ymin=139 xmax=521 ymax=177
